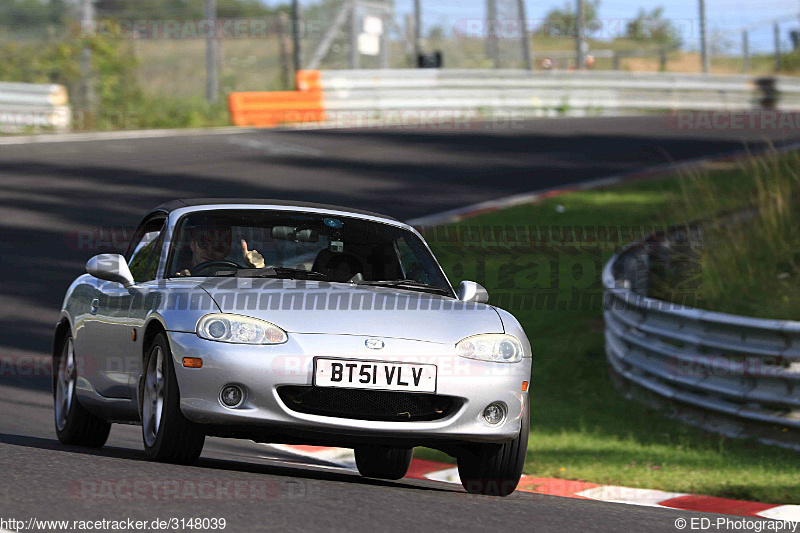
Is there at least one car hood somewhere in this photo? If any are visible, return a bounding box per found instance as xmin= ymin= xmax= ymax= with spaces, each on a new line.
xmin=198 ymin=279 xmax=503 ymax=344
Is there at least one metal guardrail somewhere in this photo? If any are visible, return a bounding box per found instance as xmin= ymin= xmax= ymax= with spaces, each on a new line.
xmin=317 ymin=69 xmax=800 ymax=117
xmin=0 ymin=82 xmax=71 ymax=133
xmin=231 ymin=69 xmax=800 ymax=128
xmin=602 ymin=225 xmax=800 ymax=451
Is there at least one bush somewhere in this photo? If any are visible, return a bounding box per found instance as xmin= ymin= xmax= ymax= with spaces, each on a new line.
xmin=0 ymin=35 xmax=230 ymax=131
xmin=652 ymin=151 xmax=800 ymax=319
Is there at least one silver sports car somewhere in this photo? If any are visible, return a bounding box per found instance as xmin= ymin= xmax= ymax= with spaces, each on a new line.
xmin=54 ymin=200 xmax=531 ymax=496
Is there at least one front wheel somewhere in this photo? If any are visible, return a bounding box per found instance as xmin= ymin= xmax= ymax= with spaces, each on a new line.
xmin=140 ymin=332 xmax=205 ymax=464
xmin=457 ymin=405 xmax=529 ymax=496
xmin=354 ymin=445 xmax=413 ymax=480
xmin=54 ymin=335 xmax=111 ymax=447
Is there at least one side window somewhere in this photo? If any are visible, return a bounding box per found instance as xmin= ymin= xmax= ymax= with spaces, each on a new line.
xmin=395 ymin=236 xmax=428 ymax=283
xmin=394 ymin=234 xmax=450 ymax=290
xmin=128 ymin=219 xmax=166 ymax=283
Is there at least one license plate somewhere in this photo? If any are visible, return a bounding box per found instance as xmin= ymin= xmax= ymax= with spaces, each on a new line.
xmin=314 ymin=358 xmax=437 ymax=393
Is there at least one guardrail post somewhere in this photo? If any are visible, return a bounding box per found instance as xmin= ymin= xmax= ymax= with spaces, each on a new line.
xmin=486 ymin=0 xmax=499 ymax=68
xmin=350 ymin=3 xmax=361 ymax=69
xmin=755 ymin=77 xmax=778 ymax=109
xmin=742 ymin=30 xmax=750 ymax=73
xmin=623 ymin=248 xmax=650 ymax=296
xmin=291 ymin=0 xmax=302 ymax=81
xmin=413 ymin=0 xmax=423 ymax=64
xmin=278 ymin=12 xmax=292 ymax=89
xmin=517 ymin=0 xmax=533 ymax=70
xmin=575 ymin=0 xmax=586 ymax=70
xmin=379 ymin=11 xmax=389 ymax=69
xmin=78 ymin=0 xmax=97 ymax=120
xmin=205 ymin=0 xmax=218 ymax=102
xmin=698 ymin=0 xmax=710 ymax=73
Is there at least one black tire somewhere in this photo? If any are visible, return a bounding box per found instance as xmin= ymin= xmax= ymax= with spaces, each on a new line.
xmin=53 ymin=334 xmax=111 ymax=447
xmin=354 ymin=445 xmax=413 ymax=480
xmin=457 ymin=405 xmax=530 ymax=496
xmin=140 ymin=332 xmax=205 ymax=464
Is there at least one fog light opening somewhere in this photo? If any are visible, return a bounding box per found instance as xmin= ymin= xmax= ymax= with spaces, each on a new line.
xmin=483 ymin=402 xmax=506 ymax=425
xmin=219 ymin=384 xmax=245 ymax=409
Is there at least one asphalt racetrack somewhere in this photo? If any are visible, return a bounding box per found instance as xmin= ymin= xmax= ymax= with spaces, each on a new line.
xmin=1 ymin=116 xmax=798 ymax=532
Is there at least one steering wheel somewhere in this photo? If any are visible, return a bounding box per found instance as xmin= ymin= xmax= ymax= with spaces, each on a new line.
xmin=190 ymin=260 xmax=244 ymax=276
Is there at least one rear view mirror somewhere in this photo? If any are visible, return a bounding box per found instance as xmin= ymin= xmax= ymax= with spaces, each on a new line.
xmin=86 ymin=254 xmax=135 ymax=287
xmin=272 ymin=226 xmax=319 ymax=243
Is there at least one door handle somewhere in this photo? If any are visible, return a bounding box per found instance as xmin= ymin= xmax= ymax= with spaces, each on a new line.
xmin=90 ymin=298 xmax=99 ymax=314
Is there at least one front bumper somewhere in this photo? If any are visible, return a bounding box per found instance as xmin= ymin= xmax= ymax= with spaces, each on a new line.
xmin=168 ymin=331 xmax=531 ymax=445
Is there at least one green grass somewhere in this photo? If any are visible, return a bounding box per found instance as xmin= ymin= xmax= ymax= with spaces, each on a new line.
xmin=95 ymin=94 xmax=232 ymax=131
xmin=416 ymin=152 xmax=800 ymax=504
xmin=665 ymin=152 xmax=800 ymax=319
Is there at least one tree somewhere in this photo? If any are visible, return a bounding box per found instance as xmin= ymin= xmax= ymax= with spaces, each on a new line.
xmin=47 ymin=0 xmax=68 ymax=24
xmin=428 ymin=25 xmax=445 ymax=42
xmin=624 ymin=7 xmax=682 ymax=47
xmin=94 ymin=0 xmax=202 ymax=19
xmin=93 ymin=0 xmax=278 ymax=20
xmin=539 ymin=0 xmax=600 ymax=38
xmin=0 ymin=0 xmax=59 ymax=28
xmin=708 ymin=28 xmax=733 ymax=57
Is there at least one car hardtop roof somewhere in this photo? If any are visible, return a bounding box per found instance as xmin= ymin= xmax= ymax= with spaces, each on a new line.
xmin=151 ymin=199 xmax=399 ymax=222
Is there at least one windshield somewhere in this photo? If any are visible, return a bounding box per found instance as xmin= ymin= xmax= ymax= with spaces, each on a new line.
xmin=167 ymin=210 xmax=453 ymax=296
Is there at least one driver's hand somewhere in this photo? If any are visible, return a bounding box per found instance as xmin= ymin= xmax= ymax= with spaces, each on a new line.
xmin=174 ymin=269 xmax=191 ymax=277
xmin=241 ymin=240 xmax=265 ymax=269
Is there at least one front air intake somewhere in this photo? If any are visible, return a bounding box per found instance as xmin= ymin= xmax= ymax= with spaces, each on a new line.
xmin=277 ymin=386 xmax=459 ymax=422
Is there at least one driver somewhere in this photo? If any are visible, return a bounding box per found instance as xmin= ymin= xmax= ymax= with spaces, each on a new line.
xmin=174 ymin=224 xmax=265 ymax=276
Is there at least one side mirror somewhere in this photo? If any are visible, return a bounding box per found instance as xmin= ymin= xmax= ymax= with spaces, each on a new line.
xmin=86 ymin=254 xmax=135 ymax=288
xmin=457 ymin=281 xmax=489 ymax=304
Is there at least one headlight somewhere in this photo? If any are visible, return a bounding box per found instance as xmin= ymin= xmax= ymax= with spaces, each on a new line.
xmin=197 ymin=314 xmax=288 ymax=345
xmin=455 ymin=334 xmax=523 ymax=363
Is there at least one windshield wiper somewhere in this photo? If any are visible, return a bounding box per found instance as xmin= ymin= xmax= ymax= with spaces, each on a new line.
xmin=214 ymin=267 xmax=329 ymax=280
xmin=354 ymin=279 xmax=451 ymax=296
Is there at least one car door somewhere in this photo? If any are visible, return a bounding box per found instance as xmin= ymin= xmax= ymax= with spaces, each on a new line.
xmin=82 ymin=278 xmax=135 ymax=399
xmin=122 ymin=215 xmax=168 ymax=399
xmin=83 ymin=216 xmax=165 ymax=399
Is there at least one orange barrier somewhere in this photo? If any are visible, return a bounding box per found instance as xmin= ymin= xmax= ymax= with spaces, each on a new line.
xmin=295 ymin=70 xmax=322 ymax=91
xmin=228 ymin=70 xmax=324 ymax=128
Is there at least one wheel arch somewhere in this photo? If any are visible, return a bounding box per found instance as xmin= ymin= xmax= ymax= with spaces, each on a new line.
xmin=141 ymin=316 xmax=170 ymax=370
xmin=52 ymin=316 xmax=72 ymax=392
xmin=137 ymin=316 xmax=171 ymax=417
